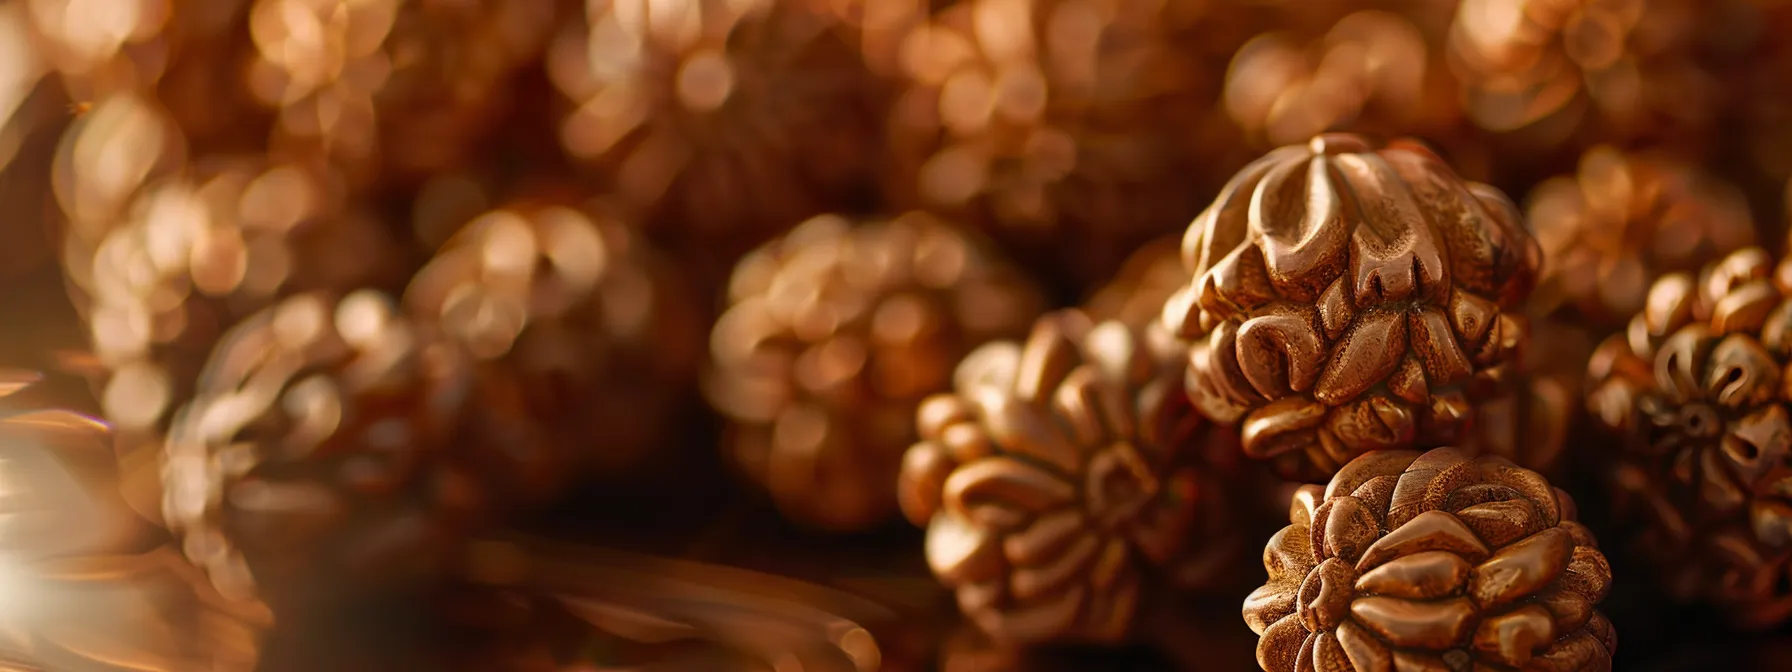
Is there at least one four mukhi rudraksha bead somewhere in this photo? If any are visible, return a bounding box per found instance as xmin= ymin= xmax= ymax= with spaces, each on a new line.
xmin=898 ymin=311 xmax=1253 ymax=645
xmin=1162 ymin=134 xmax=1541 ymax=480
xmin=706 ymin=212 xmax=1045 ymax=532
xmin=403 ymin=201 xmax=702 ymax=480
xmin=1586 ymin=247 xmax=1792 ymax=627
xmin=162 ymin=291 xmax=551 ymax=613
xmin=1527 ymin=145 xmax=1756 ymax=328
xmin=547 ymin=0 xmax=883 ymax=263
xmin=1244 ymin=447 xmax=1616 ymax=671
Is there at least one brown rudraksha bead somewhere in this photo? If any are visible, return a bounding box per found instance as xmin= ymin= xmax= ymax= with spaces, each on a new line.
xmin=1527 ymin=145 xmax=1755 ymax=327
xmin=1244 ymin=447 xmax=1616 ymax=671
xmin=706 ymin=212 xmax=1044 ymax=532
xmin=1223 ymin=11 xmax=1459 ymax=151
xmin=247 ymin=0 xmax=559 ymax=187
xmin=546 ymin=0 xmax=883 ymax=263
xmin=1161 ymin=134 xmax=1541 ymax=480
xmin=1446 ymin=0 xmax=1720 ymax=145
xmin=56 ymin=147 xmax=405 ymax=524
xmin=1586 ymin=247 xmax=1792 ymax=627
xmin=162 ymin=291 xmax=552 ymax=613
xmin=882 ymin=0 xmax=1233 ymax=287
xmin=402 ymin=201 xmax=702 ymax=478
xmin=898 ymin=311 xmax=1250 ymax=645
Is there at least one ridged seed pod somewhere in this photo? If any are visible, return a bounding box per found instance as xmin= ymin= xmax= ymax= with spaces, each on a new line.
xmin=247 ymin=0 xmax=558 ymax=186
xmin=1527 ymin=145 xmax=1755 ymax=327
xmin=1244 ymin=447 xmax=1616 ymax=671
xmin=546 ymin=0 xmax=882 ymax=262
xmin=1447 ymin=0 xmax=1719 ymax=145
xmin=56 ymin=148 xmax=404 ymax=524
xmin=403 ymin=201 xmax=702 ymax=479
xmin=1586 ymin=247 xmax=1792 ymax=627
xmin=706 ymin=213 xmax=1044 ymax=531
xmin=898 ymin=311 xmax=1252 ymax=645
xmin=162 ymin=291 xmax=547 ymax=613
xmin=883 ymin=0 xmax=1226 ymax=286
xmin=1162 ymin=135 xmax=1541 ymax=480
xmin=1224 ymin=11 xmax=1455 ymax=150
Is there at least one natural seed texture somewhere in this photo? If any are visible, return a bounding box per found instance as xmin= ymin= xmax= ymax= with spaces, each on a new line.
xmin=1244 ymin=447 xmax=1616 ymax=671
xmin=1162 ymin=134 xmax=1541 ymax=480
xmin=54 ymin=131 xmax=405 ymax=525
xmin=882 ymin=0 xmax=1225 ymax=287
xmin=706 ymin=213 xmax=1044 ymax=532
xmin=403 ymin=201 xmax=702 ymax=479
xmin=547 ymin=0 xmax=882 ymax=262
xmin=163 ymin=291 xmax=547 ymax=613
xmin=1223 ymin=11 xmax=1454 ymax=150
xmin=247 ymin=0 xmax=559 ymax=188
xmin=899 ymin=311 xmax=1249 ymax=645
xmin=1526 ymin=145 xmax=1755 ymax=327
xmin=1586 ymin=247 xmax=1792 ymax=627
xmin=1446 ymin=0 xmax=1720 ymax=145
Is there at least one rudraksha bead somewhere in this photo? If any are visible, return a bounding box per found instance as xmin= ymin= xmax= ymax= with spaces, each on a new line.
xmin=881 ymin=0 xmax=1230 ymax=286
xmin=546 ymin=0 xmax=883 ymax=263
xmin=403 ymin=201 xmax=702 ymax=478
xmin=1527 ymin=145 xmax=1755 ymax=327
xmin=161 ymin=291 xmax=550 ymax=613
xmin=1223 ymin=11 xmax=1456 ymax=150
xmin=1162 ymin=134 xmax=1540 ymax=480
xmin=1587 ymin=247 xmax=1792 ymax=627
xmin=1244 ymin=447 xmax=1616 ymax=671
xmin=706 ymin=213 xmax=1044 ymax=531
xmin=1447 ymin=0 xmax=1720 ymax=145
xmin=898 ymin=311 xmax=1250 ymax=645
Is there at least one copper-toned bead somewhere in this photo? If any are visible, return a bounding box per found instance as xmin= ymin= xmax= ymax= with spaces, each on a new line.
xmin=882 ymin=0 xmax=1230 ymax=286
xmin=1163 ymin=135 xmax=1541 ymax=480
xmin=1586 ymin=247 xmax=1792 ymax=628
xmin=55 ymin=147 xmax=406 ymax=523
xmin=707 ymin=212 xmax=1045 ymax=532
xmin=547 ymin=0 xmax=882 ymax=262
xmin=161 ymin=291 xmax=533 ymax=613
xmin=247 ymin=0 xmax=558 ymax=186
xmin=1528 ymin=145 xmax=1756 ymax=327
xmin=404 ymin=201 xmax=702 ymax=478
xmin=1245 ymin=447 xmax=1616 ymax=671
xmin=899 ymin=311 xmax=1251 ymax=646
xmin=1224 ymin=11 xmax=1458 ymax=150
xmin=1447 ymin=0 xmax=1721 ymax=144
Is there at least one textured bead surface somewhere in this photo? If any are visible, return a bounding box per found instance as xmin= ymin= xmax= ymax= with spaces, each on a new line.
xmin=900 ymin=311 xmax=1252 ymax=645
xmin=1587 ymin=247 xmax=1792 ymax=627
xmin=882 ymin=0 xmax=1235 ymax=285
xmin=162 ymin=291 xmax=541 ymax=612
xmin=1244 ymin=447 xmax=1616 ymax=671
xmin=1527 ymin=146 xmax=1755 ymax=327
xmin=707 ymin=213 xmax=1045 ymax=531
xmin=1163 ymin=134 xmax=1541 ymax=479
xmin=548 ymin=0 xmax=883 ymax=262
xmin=403 ymin=201 xmax=702 ymax=479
